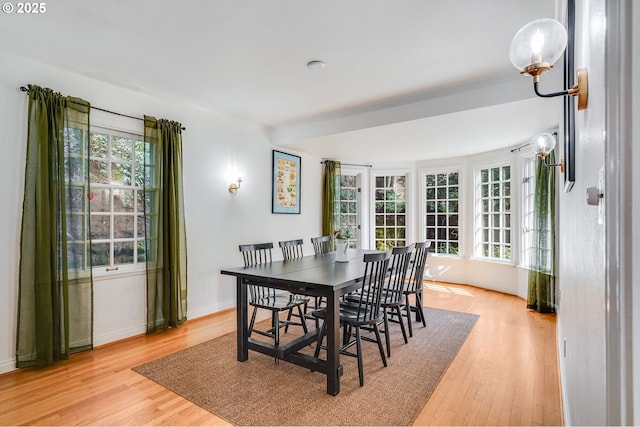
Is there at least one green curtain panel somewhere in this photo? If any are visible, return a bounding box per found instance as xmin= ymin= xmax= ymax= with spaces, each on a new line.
xmin=16 ymin=85 xmax=94 ymax=368
xmin=321 ymin=160 xmax=341 ymax=239
xmin=527 ymin=152 xmax=556 ymax=313
xmin=144 ymin=116 xmax=188 ymax=333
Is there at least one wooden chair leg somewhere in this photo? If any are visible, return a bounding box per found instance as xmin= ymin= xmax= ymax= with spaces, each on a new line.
xmin=297 ymin=305 xmax=308 ymax=333
xmin=416 ymin=292 xmax=426 ymax=327
xmin=383 ymin=311 xmax=391 ymax=357
xmin=248 ymin=306 xmax=258 ymax=337
xmin=395 ymin=306 xmax=408 ymax=344
xmin=405 ymin=295 xmax=414 ymax=337
xmin=284 ymin=308 xmax=294 ymax=333
xmin=355 ymin=326 xmax=364 ymax=387
xmin=273 ymin=312 xmax=280 ymax=364
xmin=372 ymin=323 xmax=388 ymax=368
xmin=313 ymin=321 xmax=326 ymax=359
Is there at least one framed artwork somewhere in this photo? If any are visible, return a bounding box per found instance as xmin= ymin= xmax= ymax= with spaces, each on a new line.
xmin=272 ymin=150 xmax=301 ymax=214
xmin=563 ymin=0 xmax=576 ymax=192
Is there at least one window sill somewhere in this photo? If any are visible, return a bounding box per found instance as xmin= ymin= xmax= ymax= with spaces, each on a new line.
xmin=92 ymin=267 xmax=145 ymax=282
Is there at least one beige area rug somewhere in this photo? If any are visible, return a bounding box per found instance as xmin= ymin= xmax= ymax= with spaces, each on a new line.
xmin=133 ymin=307 xmax=478 ymax=426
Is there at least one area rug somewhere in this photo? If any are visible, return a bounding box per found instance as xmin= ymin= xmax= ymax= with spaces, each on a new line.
xmin=133 ymin=307 xmax=478 ymax=426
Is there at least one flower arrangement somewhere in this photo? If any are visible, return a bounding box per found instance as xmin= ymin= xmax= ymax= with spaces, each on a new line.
xmin=334 ymin=227 xmax=351 ymax=240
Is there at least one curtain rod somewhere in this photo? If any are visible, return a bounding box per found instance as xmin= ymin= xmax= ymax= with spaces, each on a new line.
xmin=19 ymin=86 xmax=186 ymax=131
xmin=510 ymin=143 xmax=529 ymax=153
xmin=320 ymin=160 xmax=372 ymax=168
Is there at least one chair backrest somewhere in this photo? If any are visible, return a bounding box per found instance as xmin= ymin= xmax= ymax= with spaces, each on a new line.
xmin=279 ymin=238 xmax=304 ymax=260
xmin=405 ymin=241 xmax=431 ymax=293
xmin=239 ymin=242 xmax=273 ymax=267
xmin=382 ymin=245 xmax=414 ymax=305
xmin=350 ymin=251 xmax=392 ymax=322
xmin=310 ymin=235 xmax=332 ymax=255
xmin=238 ymin=242 xmax=275 ymax=301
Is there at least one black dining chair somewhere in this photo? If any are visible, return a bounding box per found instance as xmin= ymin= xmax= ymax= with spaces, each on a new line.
xmin=279 ymin=238 xmax=304 ymax=260
xmin=312 ymin=251 xmax=391 ymax=387
xmin=311 ymin=235 xmax=333 ymax=255
xmin=346 ymin=244 xmax=413 ymax=357
xmin=402 ymin=241 xmax=431 ymax=337
xmin=239 ymin=242 xmax=309 ymax=355
xmin=278 ymin=238 xmax=310 ymax=331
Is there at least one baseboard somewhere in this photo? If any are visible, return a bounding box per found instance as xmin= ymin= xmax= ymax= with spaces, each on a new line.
xmin=188 ymin=300 xmax=235 ymax=320
xmin=0 ymin=358 xmax=16 ymax=375
xmin=94 ymin=324 xmax=146 ymax=347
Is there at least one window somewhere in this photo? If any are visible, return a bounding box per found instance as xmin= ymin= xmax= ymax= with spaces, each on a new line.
xmin=64 ymin=126 xmax=91 ymax=271
xmin=475 ymin=163 xmax=511 ymax=261
xmin=424 ymin=170 xmax=460 ymax=255
xmin=88 ymin=127 xmax=153 ymax=272
xmin=338 ymin=174 xmax=359 ymax=248
xmin=521 ymin=155 xmax=536 ymax=266
xmin=374 ymin=174 xmax=407 ymax=250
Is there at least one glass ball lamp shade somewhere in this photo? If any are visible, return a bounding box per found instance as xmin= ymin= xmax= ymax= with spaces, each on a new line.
xmin=530 ymin=133 xmax=557 ymax=157
xmin=509 ymin=18 xmax=568 ymax=77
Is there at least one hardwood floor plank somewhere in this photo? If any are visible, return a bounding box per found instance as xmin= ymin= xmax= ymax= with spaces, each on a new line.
xmin=0 ymin=282 xmax=562 ymax=426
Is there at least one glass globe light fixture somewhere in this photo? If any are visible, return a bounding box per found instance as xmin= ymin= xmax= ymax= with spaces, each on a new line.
xmin=530 ymin=132 xmax=565 ymax=172
xmin=509 ymin=18 xmax=568 ymax=78
xmin=530 ymin=132 xmax=557 ymax=157
xmin=509 ymin=17 xmax=588 ymax=110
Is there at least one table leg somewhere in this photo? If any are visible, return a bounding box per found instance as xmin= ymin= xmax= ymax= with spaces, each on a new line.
xmin=326 ymin=290 xmax=341 ymax=395
xmin=236 ymin=277 xmax=248 ymax=361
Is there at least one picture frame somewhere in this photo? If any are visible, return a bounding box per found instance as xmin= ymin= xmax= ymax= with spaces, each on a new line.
xmin=272 ymin=150 xmax=301 ymax=214
xmin=563 ymin=0 xmax=576 ymax=192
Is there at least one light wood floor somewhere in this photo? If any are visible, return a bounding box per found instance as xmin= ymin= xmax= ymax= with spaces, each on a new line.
xmin=0 ymin=282 xmax=563 ymax=426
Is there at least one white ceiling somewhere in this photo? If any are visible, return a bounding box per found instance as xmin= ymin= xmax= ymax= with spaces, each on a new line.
xmin=0 ymin=0 xmax=562 ymax=162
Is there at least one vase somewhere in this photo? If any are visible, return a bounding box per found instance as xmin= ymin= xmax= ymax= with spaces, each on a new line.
xmin=335 ymin=239 xmax=349 ymax=262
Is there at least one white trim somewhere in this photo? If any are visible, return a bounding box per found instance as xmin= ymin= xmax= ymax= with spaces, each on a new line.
xmin=604 ymin=0 xmax=636 ymax=424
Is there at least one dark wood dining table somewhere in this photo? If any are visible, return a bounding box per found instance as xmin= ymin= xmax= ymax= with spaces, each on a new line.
xmin=220 ymin=248 xmax=372 ymax=395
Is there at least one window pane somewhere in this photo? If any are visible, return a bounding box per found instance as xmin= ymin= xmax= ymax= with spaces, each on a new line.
xmin=90 ymin=133 xmax=108 ymax=158
xmin=114 ymin=242 xmax=134 ymax=265
xmin=91 ymin=242 xmax=110 ymax=267
xmin=68 ymin=242 xmax=86 ymax=270
xmin=111 ymin=162 xmax=132 ymax=185
xmin=91 ymin=215 xmax=110 ymax=240
xmin=67 ymin=187 xmax=85 ymax=212
xmin=111 ymin=137 xmax=133 ymax=161
xmin=113 ymin=189 xmax=135 ymax=212
xmin=114 ymin=215 xmax=135 ymax=238
xmin=89 ymin=159 xmax=109 ymax=184
xmin=67 ymin=214 xmax=85 ymax=241
xmin=90 ymin=188 xmax=110 ymax=212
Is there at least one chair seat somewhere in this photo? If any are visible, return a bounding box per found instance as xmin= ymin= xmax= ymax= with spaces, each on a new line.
xmin=311 ymin=304 xmax=382 ymax=326
xmin=251 ymin=294 xmax=310 ymax=311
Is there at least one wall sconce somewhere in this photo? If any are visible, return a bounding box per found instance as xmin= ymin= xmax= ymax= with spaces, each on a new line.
xmin=509 ymin=18 xmax=588 ymax=110
xmin=530 ymin=132 xmax=564 ymax=172
xmin=228 ymin=171 xmax=243 ymax=194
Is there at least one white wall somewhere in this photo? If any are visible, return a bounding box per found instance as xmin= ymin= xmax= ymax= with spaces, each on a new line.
xmin=0 ymin=51 xmax=323 ymax=374
xmin=556 ymin=0 xmax=607 ymax=424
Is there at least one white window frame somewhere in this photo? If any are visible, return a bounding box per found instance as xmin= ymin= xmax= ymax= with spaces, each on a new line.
xmin=370 ymin=169 xmax=411 ymax=251
xmin=521 ymin=154 xmax=537 ymax=267
xmin=337 ymin=169 xmax=362 ymax=249
xmin=420 ymin=167 xmax=462 ymax=257
xmin=474 ymin=161 xmax=513 ymax=263
xmin=89 ymin=125 xmax=150 ymax=277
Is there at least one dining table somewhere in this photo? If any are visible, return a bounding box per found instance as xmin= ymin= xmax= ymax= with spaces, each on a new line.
xmin=220 ymin=248 xmax=373 ymax=396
